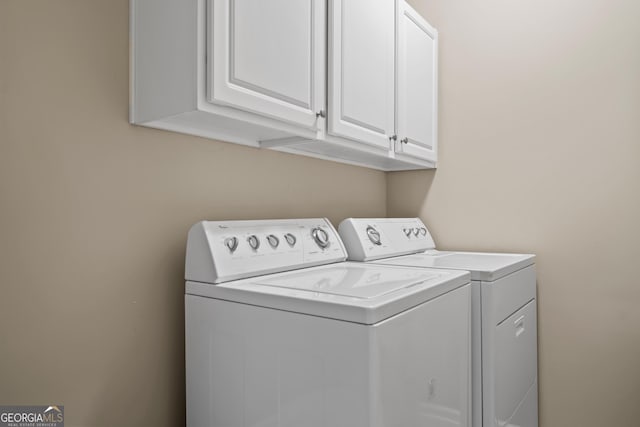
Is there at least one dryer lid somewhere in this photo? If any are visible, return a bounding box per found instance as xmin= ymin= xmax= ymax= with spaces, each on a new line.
xmin=375 ymin=251 xmax=535 ymax=281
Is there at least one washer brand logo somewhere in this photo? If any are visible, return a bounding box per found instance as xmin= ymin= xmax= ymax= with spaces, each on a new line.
xmin=0 ymin=405 xmax=64 ymax=427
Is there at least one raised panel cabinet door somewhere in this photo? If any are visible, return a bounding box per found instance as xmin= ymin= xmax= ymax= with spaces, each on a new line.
xmin=208 ymin=0 xmax=325 ymax=130
xmin=328 ymin=0 xmax=395 ymax=150
xmin=396 ymin=1 xmax=438 ymax=163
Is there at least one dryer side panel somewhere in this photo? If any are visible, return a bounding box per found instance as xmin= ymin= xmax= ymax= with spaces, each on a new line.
xmin=493 ymin=300 xmax=538 ymax=426
xmin=482 ymin=266 xmax=538 ymax=427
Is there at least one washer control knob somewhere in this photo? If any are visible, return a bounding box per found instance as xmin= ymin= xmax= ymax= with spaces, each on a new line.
xmin=224 ymin=237 xmax=238 ymax=253
xmin=404 ymin=228 xmax=412 ymax=238
xmin=420 ymin=227 xmax=427 ymax=236
xmin=247 ymin=235 xmax=260 ymax=251
xmin=413 ymin=228 xmax=420 ymax=236
xmin=366 ymin=226 xmax=382 ymax=245
xmin=284 ymin=233 xmax=297 ymax=247
xmin=266 ymin=234 xmax=279 ymax=249
xmin=311 ymin=227 xmax=330 ymax=249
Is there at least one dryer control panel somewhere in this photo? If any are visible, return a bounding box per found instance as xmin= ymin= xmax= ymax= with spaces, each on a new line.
xmin=186 ymin=218 xmax=347 ymax=284
xmin=338 ymin=218 xmax=435 ymax=261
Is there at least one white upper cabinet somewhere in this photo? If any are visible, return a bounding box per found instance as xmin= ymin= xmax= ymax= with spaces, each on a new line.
xmin=209 ymin=0 xmax=325 ymax=130
xmin=131 ymin=0 xmax=438 ymax=171
xmin=327 ymin=0 xmax=395 ymax=150
xmin=394 ymin=1 xmax=438 ymax=163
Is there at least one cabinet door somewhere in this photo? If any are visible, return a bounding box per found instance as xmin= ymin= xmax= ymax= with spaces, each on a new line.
xmin=396 ymin=1 xmax=438 ymax=163
xmin=208 ymin=0 xmax=325 ymax=130
xmin=328 ymin=0 xmax=395 ymax=150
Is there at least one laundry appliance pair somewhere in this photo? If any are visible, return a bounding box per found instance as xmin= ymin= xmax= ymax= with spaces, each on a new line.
xmin=185 ymin=217 xmax=537 ymax=427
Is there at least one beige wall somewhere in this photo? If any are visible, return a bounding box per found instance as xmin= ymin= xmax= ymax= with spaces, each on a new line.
xmin=0 ymin=1 xmax=385 ymax=426
xmin=2 ymin=1 xmax=640 ymax=427
xmin=391 ymin=0 xmax=640 ymax=426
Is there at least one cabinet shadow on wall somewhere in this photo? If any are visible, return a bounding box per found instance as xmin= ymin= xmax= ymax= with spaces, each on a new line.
xmin=386 ymin=169 xmax=436 ymax=217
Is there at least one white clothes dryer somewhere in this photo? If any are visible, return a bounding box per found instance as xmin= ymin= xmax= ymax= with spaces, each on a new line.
xmin=339 ymin=218 xmax=538 ymax=427
xmin=185 ymin=218 xmax=472 ymax=427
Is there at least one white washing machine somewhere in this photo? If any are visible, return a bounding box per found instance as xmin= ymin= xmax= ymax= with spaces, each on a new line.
xmin=339 ymin=218 xmax=538 ymax=427
xmin=185 ymin=218 xmax=472 ymax=427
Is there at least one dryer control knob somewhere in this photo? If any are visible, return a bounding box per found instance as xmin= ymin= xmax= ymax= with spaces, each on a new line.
xmin=420 ymin=227 xmax=427 ymax=236
xmin=224 ymin=237 xmax=238 ymax=253
xmin=266 ymin=234 xmax=279 ymax=249
xmin=404 ymin=228 xmax=412 ymax=238
xmin=366 ymin=226 xmax=382 ymax=245
xmin=284 ymin=233 xmax=297 ymax=247
xmin=247 ymin=235 xmax=260 ymax=251
xmin=311 ymin=227 xmax=330 ymax=249
xmin=413 ymin=228 xmax=420 ymax=236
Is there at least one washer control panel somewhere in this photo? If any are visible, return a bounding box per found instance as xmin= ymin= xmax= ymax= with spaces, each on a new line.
xmin=338 ymin=218 xmax=435 ymax=261
xmin=186 ymin=218 xmax=347 ymax=284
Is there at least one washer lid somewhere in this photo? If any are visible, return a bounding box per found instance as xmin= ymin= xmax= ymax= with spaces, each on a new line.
xmin=375 ymin=251 xmax=535 ymax=282
xmin=186 ymin=262 xmax=470 ymax=324
xmin=252 ymin=264 xmax=442 ymax=299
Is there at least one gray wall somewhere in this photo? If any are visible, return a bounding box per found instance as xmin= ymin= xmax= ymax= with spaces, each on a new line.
xmin=390 ymin=0 xmax=640 ymax=426
xmin=0 ymin=2 xmax=385 ymax=426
